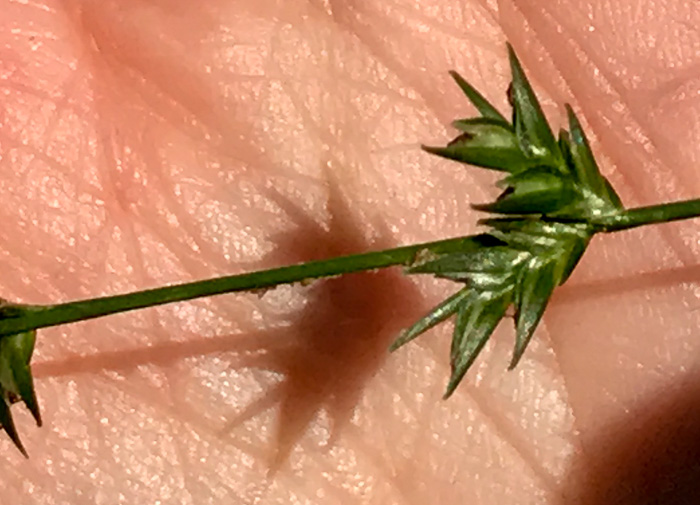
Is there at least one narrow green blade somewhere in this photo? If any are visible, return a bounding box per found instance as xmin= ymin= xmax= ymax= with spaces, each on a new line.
xmin=510 ymin=258 xmax=558 ymax=369
xmin=449 ymin=296 xmax=478 ymax=365
xmin=444 ymin=291 xmax=511 ymax=398
xmin=558 ymin=235 xmax=590 ymax=285
xmin=449 ymin=70 xmax=508 ymax=124
xmin=481 ymin=218 xmax=590 ymax=240
xmin=472 ymin=167 xmax=576 ymax=215
xmin=10 ymin=331 xmax=41 ymax=426
xmin=408 ymin=246 xmax=525 ymax=277
xmin=565 ymin=105 xmax=623 ymax=210
xmin=389 ymin=288 xmax=470 ymax=351
xmin=0 ymin=395 xmax=27 ymax=457
xmin=422 ymin=118 xmax=531 ymax=173
xmin=0 ymin=331 xmax=41 ymax=426
xmin=507 ymin=43 xmax=559 ymax=163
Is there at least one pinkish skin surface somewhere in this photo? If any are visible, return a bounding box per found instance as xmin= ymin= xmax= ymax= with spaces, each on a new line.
xmin=1 ymin=0 xmax=699 ymax=503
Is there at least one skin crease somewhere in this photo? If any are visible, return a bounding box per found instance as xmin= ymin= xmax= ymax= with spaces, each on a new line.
xmin=1 ymin=0 xmax=699 ymax=503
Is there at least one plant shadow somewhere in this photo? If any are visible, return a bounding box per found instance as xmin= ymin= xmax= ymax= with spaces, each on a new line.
xmin=216 ymin=181 xmax=423 ymax=471
xmin=34 ymin=177 xmax=425 ymax=471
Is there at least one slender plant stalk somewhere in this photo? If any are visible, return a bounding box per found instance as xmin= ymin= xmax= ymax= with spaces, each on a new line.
xmin=591 ymin=198 xmax=700 ymax=232
xmin=0 ymin=235 xmax=476 ymax=337
xmin=1 ymin=198 xmax=697 ymax=339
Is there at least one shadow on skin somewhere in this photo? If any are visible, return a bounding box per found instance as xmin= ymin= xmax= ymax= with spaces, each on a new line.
xmin=564 ymin=371 xmax=700 ymax=504
xmin=35 ymin=178 xmax=424 ymax=472
xmin=216 ymin=181 xmax=424 ymax=472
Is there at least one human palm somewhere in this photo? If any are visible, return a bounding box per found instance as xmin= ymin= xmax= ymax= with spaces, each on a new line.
xmin=1 ymin=1 xmax=699 ymax=503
